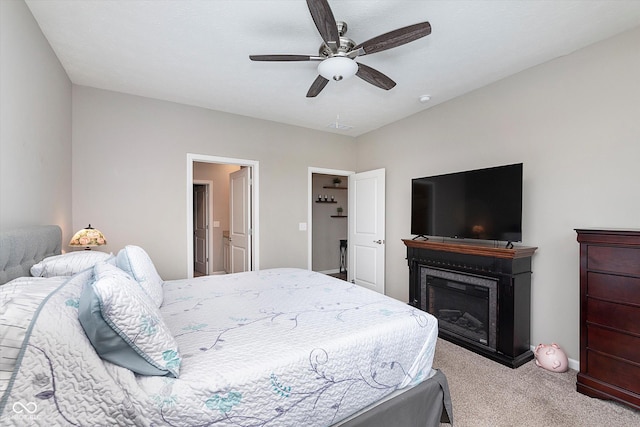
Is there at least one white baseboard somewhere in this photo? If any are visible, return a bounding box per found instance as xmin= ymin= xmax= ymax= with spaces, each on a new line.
xmin=568 ymin=358 xmax=579 ymax=371
xmin=318 ymin=269 xmax=340 ymax=274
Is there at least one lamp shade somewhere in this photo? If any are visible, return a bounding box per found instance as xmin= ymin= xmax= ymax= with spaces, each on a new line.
xmin=69 ymin=224 xmax=107 ymax=249
xmin=317 ymin=57 xmax=358 ymax=81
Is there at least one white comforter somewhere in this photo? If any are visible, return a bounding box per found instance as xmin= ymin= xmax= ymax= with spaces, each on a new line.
xmin=0 ymin=268 xmax=438 ymax=426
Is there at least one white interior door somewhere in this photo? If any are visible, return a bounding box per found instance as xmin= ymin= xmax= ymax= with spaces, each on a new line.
xmin=348 ymin=168 xmax=385 ymax=293
xmin=193 ymin=184 xmax=209 ymax=275
xmin=229 ymin=167 xmax=251 ymax=273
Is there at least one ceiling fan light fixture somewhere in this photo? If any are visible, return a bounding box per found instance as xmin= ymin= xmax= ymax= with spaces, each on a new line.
xmin=318 ymin=57 xmax=357 ymax=81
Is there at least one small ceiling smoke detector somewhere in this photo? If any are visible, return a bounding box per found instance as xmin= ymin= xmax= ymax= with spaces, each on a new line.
xmin=419 ymin=95 xmax=431 ymax=103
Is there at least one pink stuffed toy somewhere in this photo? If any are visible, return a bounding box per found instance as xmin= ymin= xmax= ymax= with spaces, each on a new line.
xmin=534 ymin=343 xmax=568 ymax=372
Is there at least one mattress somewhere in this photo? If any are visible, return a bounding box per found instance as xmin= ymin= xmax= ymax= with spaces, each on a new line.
xmin=155 ymin=268 xmax=439 ymax=425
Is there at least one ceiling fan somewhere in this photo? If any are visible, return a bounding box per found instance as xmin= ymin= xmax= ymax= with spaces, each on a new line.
xmin=249 ymin=0 xmax=431 ymax=97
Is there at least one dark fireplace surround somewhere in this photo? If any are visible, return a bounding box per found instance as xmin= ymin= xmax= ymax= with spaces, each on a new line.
xmin=404 ymin=239 xmax=537 ymax=368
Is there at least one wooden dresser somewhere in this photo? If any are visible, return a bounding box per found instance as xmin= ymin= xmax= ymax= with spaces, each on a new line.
xmin=575 ymin=229 xmax=640 ymax=410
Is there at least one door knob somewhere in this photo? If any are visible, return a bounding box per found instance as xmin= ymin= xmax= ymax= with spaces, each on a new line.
xmin=373 ymin=239 xmax=384 ymax=244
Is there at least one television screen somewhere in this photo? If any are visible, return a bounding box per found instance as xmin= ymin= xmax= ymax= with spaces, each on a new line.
xmin=411 ymin=163 xmax=523 ymax=242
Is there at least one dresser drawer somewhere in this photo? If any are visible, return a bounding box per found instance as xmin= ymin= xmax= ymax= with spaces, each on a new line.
xmin=587 ymin=299 xmax=640 ymax=335
xmin=587 ymin=246 xmax=640 ymax=276
xmin=587 ymin=351 xmax=640 ymax=395
xmin=588 ymin=325 xmax=640 ymax=362
xmin=587 ymin=272 xmax=640 ymax=305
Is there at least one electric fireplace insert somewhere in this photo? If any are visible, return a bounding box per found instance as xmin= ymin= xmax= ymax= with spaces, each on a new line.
xmin=421 ymin=267 xmax=497 ymax=351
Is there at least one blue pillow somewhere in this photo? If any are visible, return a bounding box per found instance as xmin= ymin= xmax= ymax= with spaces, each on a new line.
xmin=78 ymin=262 xmax=181 ymax=377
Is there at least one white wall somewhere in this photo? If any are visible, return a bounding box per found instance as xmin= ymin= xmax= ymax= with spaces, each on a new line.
xmin=0 ymin=0 xmax=72 ymax=238
xmin=72 ymin=86 xmax=357 ymax=279
xmin=355 ymin=27 xmax=640 ymax=361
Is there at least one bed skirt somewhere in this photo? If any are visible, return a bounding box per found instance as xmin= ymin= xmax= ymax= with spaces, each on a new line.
xmin=337 ymin=369 xmax=453 ymax=426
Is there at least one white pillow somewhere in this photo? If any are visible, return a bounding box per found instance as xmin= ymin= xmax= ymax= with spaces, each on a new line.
xmin=30 ymin=251 xmax=114 ymax=277
xmin=78 ymin=262 xmax=181 ymax=377
xmin=116 ymin=245 xmax=163 ymax=307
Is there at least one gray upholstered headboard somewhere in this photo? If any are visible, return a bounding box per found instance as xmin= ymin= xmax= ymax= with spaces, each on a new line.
xmin=0 ymin=225 xmax=62 ymax=285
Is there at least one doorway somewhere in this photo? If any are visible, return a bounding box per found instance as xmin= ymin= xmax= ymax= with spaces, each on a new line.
xmin=310 ymin=172 xmax=350 ymax=279
xmin=307 ymin=167 xmax=353 ymax=278
xmin=187 ymin=154 xmax=259 ymax=279
xmin=308 ymin=167 xmax=386 ymax=293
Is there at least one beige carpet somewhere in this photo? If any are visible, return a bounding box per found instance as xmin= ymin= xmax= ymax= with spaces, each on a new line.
xmin=432 ymin=338 xmax=640 ymax=427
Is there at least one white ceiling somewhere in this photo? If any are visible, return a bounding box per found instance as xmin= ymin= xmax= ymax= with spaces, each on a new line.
xmin=25 ymin=0 xmax=640 ymax=137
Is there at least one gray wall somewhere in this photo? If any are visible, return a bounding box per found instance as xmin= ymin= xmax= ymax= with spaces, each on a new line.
xmin=356 ymin=26 xmax=640 ymax=362
xmin=71 ymin=86 xmax=357 ymax=279
xmin=0 ymin=0 xmax=72 ymax=238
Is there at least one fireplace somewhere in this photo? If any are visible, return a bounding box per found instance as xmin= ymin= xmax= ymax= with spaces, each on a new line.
xmin=403 ymin=239 xmax=537 ymax=368
xmin=421 ymin=267 xmax=497 ymax=351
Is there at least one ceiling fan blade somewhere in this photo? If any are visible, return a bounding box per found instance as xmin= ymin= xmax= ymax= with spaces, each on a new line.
xmin=306 ymin=0 xmax=340 ymax=52
xmin=354 ymin=22 xmax=431 ymax=56
xmin=306 ymin=75 xmax=329 ymax=97
xmin=249 ymin=54 xmax=322 ymax=61
xmin=356 ymin=63 xmax=396 ymax=90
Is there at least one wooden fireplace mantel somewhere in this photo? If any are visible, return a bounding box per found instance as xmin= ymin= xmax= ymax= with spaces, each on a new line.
xmin=402 ymin=239 xmax=537 ymax=260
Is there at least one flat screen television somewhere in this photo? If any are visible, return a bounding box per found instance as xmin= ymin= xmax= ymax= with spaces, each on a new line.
xmin=411 ymin=163 xmax=523 ymax=242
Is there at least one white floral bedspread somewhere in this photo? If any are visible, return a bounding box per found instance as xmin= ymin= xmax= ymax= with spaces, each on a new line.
xmin=0 ymin=268 xmax=437 ymax=426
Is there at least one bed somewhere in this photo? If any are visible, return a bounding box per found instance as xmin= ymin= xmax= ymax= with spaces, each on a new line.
xmin=0 ymin=225 xmax=452 ymax=426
